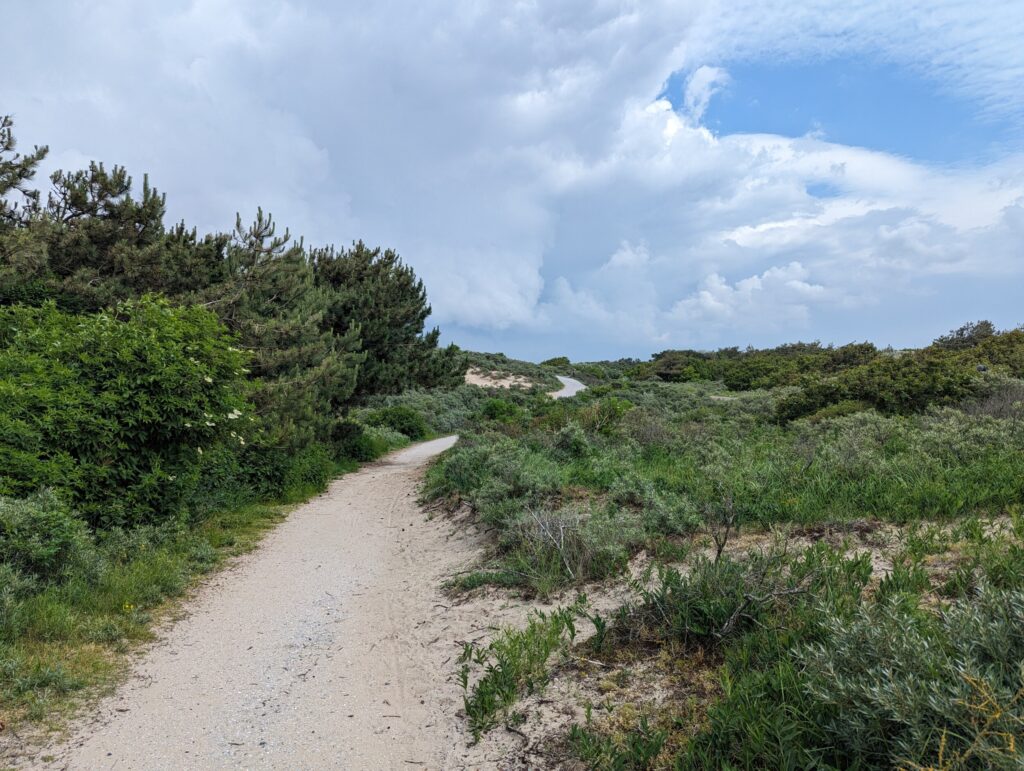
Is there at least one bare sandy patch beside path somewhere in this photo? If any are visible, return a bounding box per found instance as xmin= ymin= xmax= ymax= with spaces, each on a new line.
xmin=463 ymin=368 xmax=533 ymax=389
xmin=22 ymin=437 xmax=496 ymax=771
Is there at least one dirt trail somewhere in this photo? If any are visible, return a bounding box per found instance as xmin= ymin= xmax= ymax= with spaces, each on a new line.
xmin=27 ymin=436 xmax=496 ymax=771
xmin=549 ymin=376 xmax=586 ymax=399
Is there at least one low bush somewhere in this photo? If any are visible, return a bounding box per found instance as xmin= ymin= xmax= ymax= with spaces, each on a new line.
xmin=364 ymin=405 xmax=429 ymax=440
xmin=794 ymin=587 xmax=1024 ymax=769
xmin=962 ymin=377 xmax=1024 ymax=419
xmin=0 ymin=491 xmax=91 ymax=583
xmin=331 ymin=419 xmax=405 ymax=462
xmin=480 ymin=398 xmax=523 ymax=423
xmin=502 ymin=508 xmax=637 ymax=596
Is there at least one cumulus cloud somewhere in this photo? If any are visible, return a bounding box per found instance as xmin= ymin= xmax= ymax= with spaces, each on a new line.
xmin=2 ymin=0 xmax=1022 ymax=358
xmin=671 ymin=262 xmax=827 ymax=328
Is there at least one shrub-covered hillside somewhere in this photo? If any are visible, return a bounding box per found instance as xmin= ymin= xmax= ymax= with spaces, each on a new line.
xmin=646 ymin=321 xmax=1023 ymax=422
xmin=431 ymin=323 xmax=1024 ymax=769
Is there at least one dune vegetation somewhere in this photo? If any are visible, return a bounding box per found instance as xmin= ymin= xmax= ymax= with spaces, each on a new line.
xmin=421 ymin=323 xmax=1024 ymax=769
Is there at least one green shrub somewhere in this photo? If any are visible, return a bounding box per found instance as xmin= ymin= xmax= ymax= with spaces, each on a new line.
xmin=619 ymin=554 xmax=792 ymax=648
xmin=0 ymin=298 xmax=249 ymax=528
xmin=554 ymin=421 xmax=589 ymax=459
xmin=364 ymin=405 xmax=429 ymax=440
xmin=0 ymin=491 xmax=91 ymax=582
xmin=578 ymin=396 xmax=633 ymax=434
xmin=774 ymin=343 xmax=1011 ymax=422
xmin=541 ymin=356 xmax=571 ymax=368
xmin=333 ymin=419 xmax=379 ymax=462
xmin=279 ymin=443 xmax=337 ymax=501
xmin=503 ymin=508 xmax=636 ymax=595
xmin=805 ymin=398 xmax=870 ymax=423
xmin=362 ymin=384 xmax=513 ymax=435
xmin=796 ymin=588 xmax=1024 ymax=769
xmin=426 ymin=436 xmax=560 ymax=524
xmin=480 ymin=398 xmax=523 ymax=422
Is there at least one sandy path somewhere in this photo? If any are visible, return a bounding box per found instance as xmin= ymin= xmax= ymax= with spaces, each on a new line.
xmin=549 ymin=376 xmax=586 ymax=399
xmin=28 ymin=436 xmax=489 ymax=771
xmin=18 ymin=378 xmax=593 ymax=770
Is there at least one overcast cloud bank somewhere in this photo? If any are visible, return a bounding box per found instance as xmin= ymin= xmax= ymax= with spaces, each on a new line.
xmin=4 ymin=0 xmax=1023 ymax=359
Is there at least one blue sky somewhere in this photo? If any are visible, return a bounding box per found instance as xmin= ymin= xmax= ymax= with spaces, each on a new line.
xmin=3 ymin=1 xmax=1023 ymax=361
xmin=695 ymin=58 xmax=1020 ymax=166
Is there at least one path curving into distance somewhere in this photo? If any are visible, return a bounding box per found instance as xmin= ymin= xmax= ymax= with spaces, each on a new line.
xmin=19 ymin=375 xmax=589 ymax=770
xmin=28 ymin=436 xmax=493 ymax=771
xmin=549 ymin=375 xmax=586 ymax=399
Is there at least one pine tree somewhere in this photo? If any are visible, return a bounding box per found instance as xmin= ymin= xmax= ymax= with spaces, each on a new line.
xmin=204 ymin=210 xmax=364 ymax=449
xmin=0 ymin=116 xmax=50 ymax=304
xmin=312 ymin=241 xmax=465 ymax=399
xmin=0 ymin=115 xmax=47 ymax=230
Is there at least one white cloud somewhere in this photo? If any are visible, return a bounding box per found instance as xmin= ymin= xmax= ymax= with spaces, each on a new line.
xmin=2 ymin=0 xmax=1023 ymax=357
xmin=671 ymin=262 xmax=827 ymax=328
xmin=683 ymin=65 xmax=730 ymax=122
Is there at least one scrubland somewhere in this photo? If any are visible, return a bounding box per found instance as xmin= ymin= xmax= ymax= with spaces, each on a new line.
xmin=414 ymin=323 xmax=1024 ymax=769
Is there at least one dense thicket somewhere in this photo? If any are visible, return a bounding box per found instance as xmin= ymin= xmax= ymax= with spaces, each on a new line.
xmin=0 ymin=298 xmax=247 ymax=528
xmin=0 ymin=115 xmax=465 ymax=509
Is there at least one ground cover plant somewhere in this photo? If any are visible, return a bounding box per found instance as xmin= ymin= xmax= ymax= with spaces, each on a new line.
xmin=458 ymin=595 xmax=588 ymax=742
xmin=433 ymin=321 xmax=1024 ymax=768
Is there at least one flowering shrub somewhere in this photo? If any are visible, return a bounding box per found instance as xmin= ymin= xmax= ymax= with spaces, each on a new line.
xmin=0 ymin=297 xmax=249 ymax=527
